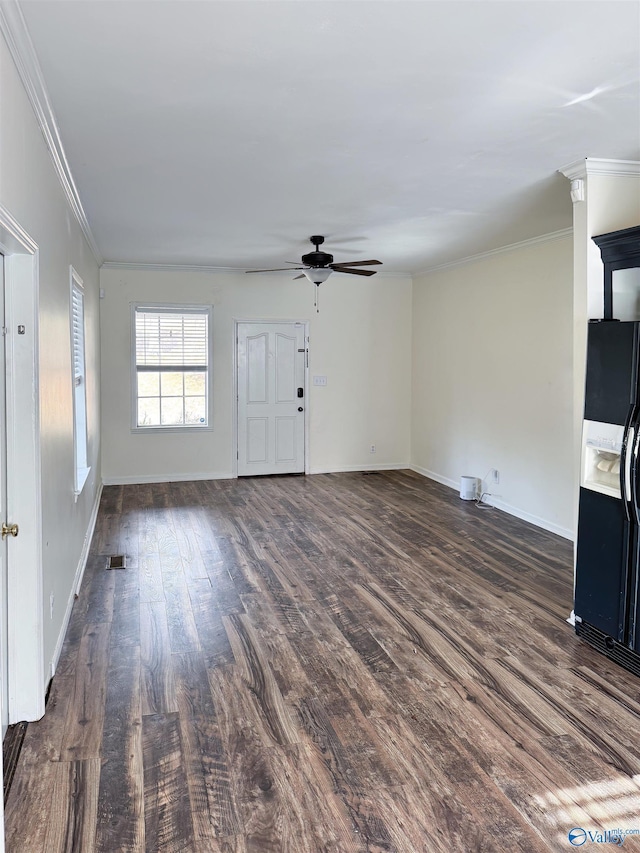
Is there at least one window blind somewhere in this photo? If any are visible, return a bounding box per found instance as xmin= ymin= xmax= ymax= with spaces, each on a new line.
xmin=72 ymin=286 xmax=85 ymax=386
xmin=135 ymin=311 xmax=208 ymax=369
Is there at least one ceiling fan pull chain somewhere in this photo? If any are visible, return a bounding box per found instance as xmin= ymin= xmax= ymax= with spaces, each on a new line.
xmin=315 ymin=282 xmax=320 ymax=313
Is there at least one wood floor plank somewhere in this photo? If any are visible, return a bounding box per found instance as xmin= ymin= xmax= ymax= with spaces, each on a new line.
xmin=205 ymin=563 xmax=245 ymax=615
xmin=60 ymin=622 xmax=111 ymax=761
xmin=95 ymin=647 xmax=143 ymax=853
xmin=142 ymin=712 xmax=196 ymax=853
xmin=188 ymin=577 xmax=237 ymax=667
xmin=209 ymin=664 xmax=362 ymax=852
xmin=256 ymin=742 xmax=364 ymax=853
xmin=99 ymin=485 xmax=123 ymax=515
xmin=4 ymin=757 xmax=57 ymax=853
xmin=141 ymin=601 xmax=177 ymax=715
xmin=110 ymin=566 xmax=140 ymax=648
xmin=162 ymin=570 xmax=201 ymax=654
xmin=71 ymin=555 xmax=116 ymax=629
xmin=139 ymin=552 xmax=165 ymax=604
xmin=223 ymin=613 xmax=299 ymax=747
xmin=171 ymin=510 xmax=210 ymax=583
xmin=139 ymin=509 xmax=161 ymax=559
xmin=215 ymin=536 xmax=260 ymax=597
xmin=95 ymin=512 xmax=125 ymax=559
xmin=15 ymin=667 xmax=77 ymax=766
xmin=43 ymin=759 xmax=100 ymax=853
xmin=173 ymin=653 xmax=241 ymax=842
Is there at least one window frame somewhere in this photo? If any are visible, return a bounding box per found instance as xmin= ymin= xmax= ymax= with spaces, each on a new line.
xmin=130 ymin=302 xmax=213 ymax=434
xmin=70 ymin=267 xmax=90 ymax=495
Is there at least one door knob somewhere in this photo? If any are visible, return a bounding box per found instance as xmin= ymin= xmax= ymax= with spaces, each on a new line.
xmin=298 ymin=407 xmax=303 ymax=412
xmin=2 ymin=523 xmax=18 ymax=539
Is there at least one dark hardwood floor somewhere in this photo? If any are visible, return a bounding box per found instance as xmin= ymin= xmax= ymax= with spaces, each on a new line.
xmin=5 ymin=470 xmax=640 ymax=852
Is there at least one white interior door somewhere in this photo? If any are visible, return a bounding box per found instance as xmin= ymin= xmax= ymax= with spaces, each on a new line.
xmin=237 ymin=322 xmax=306 ymax=476
xmin=0 ymin=211 xmax=44 ymax=728
xmin=0 ymin=257 xmax=8 ymax=737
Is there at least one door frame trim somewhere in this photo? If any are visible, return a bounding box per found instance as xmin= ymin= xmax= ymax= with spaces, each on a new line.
xmin=232 ymin=319 xmax=310 ymax=478
xmin=0 ymin=205 xmax=44 ymax=723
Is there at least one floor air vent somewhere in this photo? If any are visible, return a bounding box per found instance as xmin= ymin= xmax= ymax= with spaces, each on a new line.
xmin=107 ymin=555 xmax=126 ymax=570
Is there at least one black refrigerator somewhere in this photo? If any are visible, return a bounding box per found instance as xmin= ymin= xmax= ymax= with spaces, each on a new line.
xmin=574 ymin=319 xmax=640 ymax=675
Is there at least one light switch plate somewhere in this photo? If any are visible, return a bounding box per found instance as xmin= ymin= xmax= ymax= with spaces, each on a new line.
xmin=313 ymin=375 xmax=327 ymax=386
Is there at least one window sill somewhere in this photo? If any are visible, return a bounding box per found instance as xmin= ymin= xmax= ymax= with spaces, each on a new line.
xmin=74 ymin=467 xmax=91 ymax=501
xmin=131 ymin=426 xmax=213 ymax=435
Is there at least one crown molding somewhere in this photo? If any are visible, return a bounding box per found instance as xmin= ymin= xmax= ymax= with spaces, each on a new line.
xmin=559 ymin=158 xmax=640 ymax=180
xmin=0 ymin=203 xmax=38 ymax=254
xmin=0 ymin=0 xmax=103 ymax=265
xmin=415 ymin=228 xmax=573 ymax=276
xmin=101 ymin=262 xmax=247 ymax=274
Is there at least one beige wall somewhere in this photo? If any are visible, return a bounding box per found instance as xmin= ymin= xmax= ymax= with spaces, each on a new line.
xmin=0 ymin=35 xmax=101 ymax=681
xmin=99 ymin=268 xmax=412 ymax=482
xmin=411 ymin=235 xmax=574 ymax=538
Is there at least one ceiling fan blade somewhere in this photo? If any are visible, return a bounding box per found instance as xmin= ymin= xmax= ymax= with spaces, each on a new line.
xmin=245 ymin=267 xmax=305 ymax=273
xmin=293 ymin=274 xmax=306 ymax=280
xmin=330 ymin=260 xmax=382 ymax=268
xmin=333 ymin=268 xmax=377 ymax=276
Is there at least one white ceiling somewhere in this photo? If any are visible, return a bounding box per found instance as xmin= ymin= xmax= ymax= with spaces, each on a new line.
xmin=16 ymin=0 xmax=640 ymax=273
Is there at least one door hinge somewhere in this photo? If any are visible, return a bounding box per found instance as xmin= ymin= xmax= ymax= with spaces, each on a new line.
xmin=1 ymin=327 xmax=7 ymax=337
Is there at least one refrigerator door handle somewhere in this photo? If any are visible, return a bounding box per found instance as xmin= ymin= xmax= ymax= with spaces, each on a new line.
xmin=625 ymin=425 xmax=635 ymax=506
xmin=633 ymin=421 xmax=640 ymax=526
xmin=621 ymin=404 xmax=637 ymax=521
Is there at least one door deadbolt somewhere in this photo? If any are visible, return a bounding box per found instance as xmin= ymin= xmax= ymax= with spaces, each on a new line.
xmin=2 ymin=523 xmax=18 ymax=539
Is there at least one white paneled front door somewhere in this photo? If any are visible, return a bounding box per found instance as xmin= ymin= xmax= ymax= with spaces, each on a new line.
xmin=237 ymin=322 xmax=306 ymax=476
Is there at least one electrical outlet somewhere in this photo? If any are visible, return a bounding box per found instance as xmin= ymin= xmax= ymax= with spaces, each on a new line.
xmin=492 ymin=469 xmax=500 ymax=485
xmin=50 ymin=592 xmax=54 ymax=619
xmin=370 ymin=444 xmax=376 ymax=453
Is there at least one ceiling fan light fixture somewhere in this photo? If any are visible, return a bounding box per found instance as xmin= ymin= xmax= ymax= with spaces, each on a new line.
xmin=303 ymin=267 xmax=332 ymax=284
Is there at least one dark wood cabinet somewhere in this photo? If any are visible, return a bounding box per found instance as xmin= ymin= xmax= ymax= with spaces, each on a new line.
xmin=593 ymin=224 xmax=640 ymax=320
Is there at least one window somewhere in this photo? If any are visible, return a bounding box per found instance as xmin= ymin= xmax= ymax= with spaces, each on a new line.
xmin=132 ymin=305 xmax=212 ymax=430
xmin=71 ymin=268 xmax=89 ymax=493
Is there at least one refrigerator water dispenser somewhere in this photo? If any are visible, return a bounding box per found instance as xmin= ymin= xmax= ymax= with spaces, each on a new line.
xmin=581 ymin=420 xmax=624 ymax=499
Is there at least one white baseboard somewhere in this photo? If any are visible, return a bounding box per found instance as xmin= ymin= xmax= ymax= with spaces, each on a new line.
xmin=410 ymin=466 xmax=574 ymax=541
xmin=309 ymin=463 xmax=408 ymax=475
xmin=410 ymin=465 xmax=459 ymax=490
xmin=102 ymin=471 xmax=232 ymax=486
xmin=487 ymin=496 xmax=574 ymax=541
xmin=49 ymin=482 xmax=103 ymax=680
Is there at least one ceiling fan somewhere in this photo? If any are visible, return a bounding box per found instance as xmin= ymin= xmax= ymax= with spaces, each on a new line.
xmin=245 ymin=236 xmax=382 ymax=284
